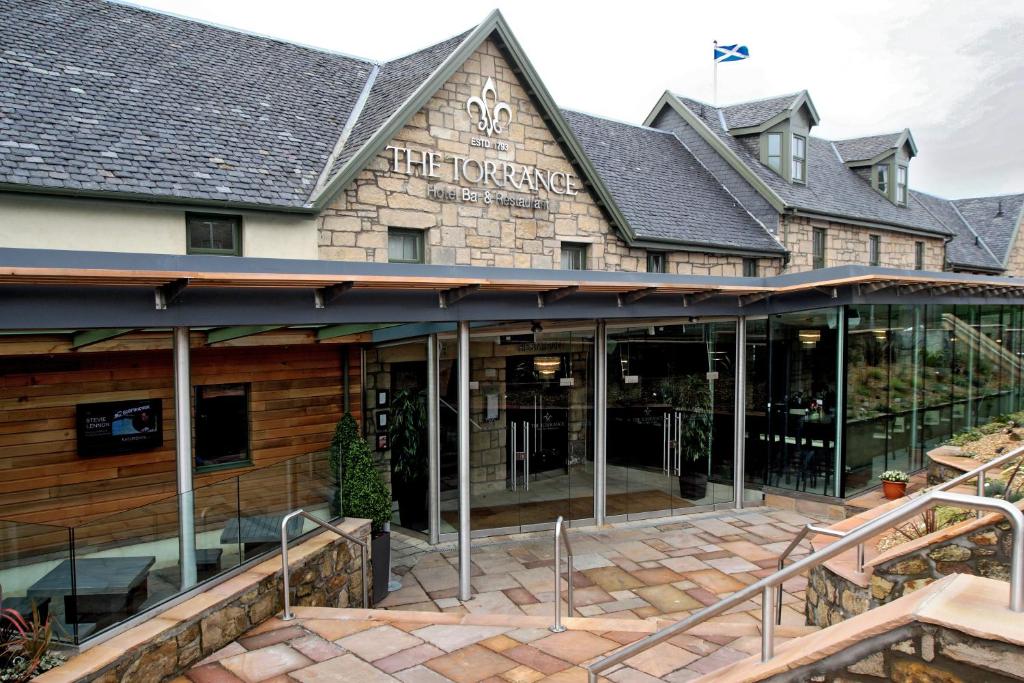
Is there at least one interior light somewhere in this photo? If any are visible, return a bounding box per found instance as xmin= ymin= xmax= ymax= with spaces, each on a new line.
xmin=533 ymin=356 xmax=561 ymax=376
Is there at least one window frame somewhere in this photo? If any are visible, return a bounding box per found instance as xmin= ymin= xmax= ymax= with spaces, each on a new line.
xmin=766 ymin=132 xmax=783 ymax=173
xmin=791 ymin=134 xmax=806 ymax=184
xmin=647 ymin=252 xmax=666 ymax=274
xmin=812 ymin=227 xmax=827 ymax=269
xmin=875 ymin=163 xmax=890 ymax=196
xmin=868 ymin=235 xmax=881 ymax=267
xmin=186 ymin=212 xmax=242 ymax=256
xmin=194 ymin=382 xmax=252 ymax=473
xmin=896 ymin=165 xmax=908 ymax=206
xmin=560 ymin=242 xmax=588 ymax=270
xmin=388 ymin=227 xmax=425 ymax=264
xmin=914 ymin=241 xmax=925 ymax=270
xmin=742 ymin=258 xmax=758 ymax=277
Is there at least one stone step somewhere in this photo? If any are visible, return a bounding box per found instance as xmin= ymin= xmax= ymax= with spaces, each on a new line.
xmin=689 ymin=574 xmax=1023 ymax=682
xmin=272 ymin=605 xmax=820 ymax=639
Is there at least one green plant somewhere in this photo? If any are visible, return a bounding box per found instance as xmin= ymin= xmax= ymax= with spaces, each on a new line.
xmin=880 ymin=470 xmax=908 ymax=483
xmin=328 ymin=413 xmax=361 ymax=517
xmin=0 ymin=603 xmax=64 ymax=681
xmin=671 ymin=374 xmax=713 ymax=464
xmin=390 ymin=388 xmax=427 ymax=487
xmin=341 ymin=424 xmax=391 ymax=533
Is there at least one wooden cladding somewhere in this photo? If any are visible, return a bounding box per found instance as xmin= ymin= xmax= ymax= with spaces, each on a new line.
xmin=0 ymin=341 xmax=361 ymax=528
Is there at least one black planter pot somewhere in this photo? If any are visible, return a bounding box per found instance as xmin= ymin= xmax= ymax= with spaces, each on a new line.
xmin=371 ymin=530 xmax=390 ymax=605
xmin=396 ymin=479 xmax=428 ymax=531
xmin=678 ymin=471 xmax=709 ymax=500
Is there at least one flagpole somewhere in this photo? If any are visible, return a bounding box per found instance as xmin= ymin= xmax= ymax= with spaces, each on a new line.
xmin=713 ymin=40 xmax=718 ymax=106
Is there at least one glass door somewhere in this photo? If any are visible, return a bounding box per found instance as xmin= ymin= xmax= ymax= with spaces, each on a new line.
xmin=461 ymin=325 xmax=593 ymax=534
xmin=607 ymin=321 xmax=734 ymax=519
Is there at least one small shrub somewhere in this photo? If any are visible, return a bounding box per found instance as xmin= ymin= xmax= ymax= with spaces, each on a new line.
xmin=340 ymin=422 xmax=392 ymax=533
xmin=0 ymin=604 xmax=64 ymax=682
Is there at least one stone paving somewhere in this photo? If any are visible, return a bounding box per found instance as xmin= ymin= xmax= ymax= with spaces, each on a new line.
xmin=180 ymin=507 xmax=830 ymax=682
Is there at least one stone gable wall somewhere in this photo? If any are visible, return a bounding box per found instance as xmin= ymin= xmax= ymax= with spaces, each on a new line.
xmin=781 ymin=215 xmax=945 ymax=272
xmin=1002 ymin=212 xmax=1024 ymax=277
xmin=316 ymin=40 xmax=782 ymax=277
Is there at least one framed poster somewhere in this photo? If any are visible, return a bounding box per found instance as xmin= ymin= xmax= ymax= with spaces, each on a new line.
xmin=77 ymin=399 xmax=163 ymax=456
xmin=376 ymin=433 xmax=389 ymax=451
xmin=377 ymin=389 xmax=389 ymax=407
xmin=377 ymin=410 xmax=389 ymax=429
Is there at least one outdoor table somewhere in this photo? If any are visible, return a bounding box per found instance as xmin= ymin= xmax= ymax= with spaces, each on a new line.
xmin=27 ymin=556 xmax=155 ymax=626
xmin=221 ymin=513 xmax=304 ymax=559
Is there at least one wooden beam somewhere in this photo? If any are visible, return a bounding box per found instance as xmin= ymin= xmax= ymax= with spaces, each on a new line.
xmin=861 ymin=281 xmax=895 ymax=294
xmin=537 ymin=286 xmax=579 ymax=308
xmin=155 ymin=278 xmax=189 ymax=310
xmin=70 ymin=328 xmax=136 ymax=350
xmin=812 ymin=287 xmax=838 ymax=299
xmin=314 ymin=281 xmax=354 ymax=309
xmin=899 ymin=283 xmax=934 ymax=294
xmin=207 ymin=325 xmax=285 ymax=345
xmin=682 ymin=291 xmax=718 ymax=307
xmin=617 ymin=288 xmax=657 ymax=307
xmin=316 ymin=323 xmax=398 ymax=342
xmin=439 ymin=284 xmax=481 ymax=309
xmin=737 ymin=292 xmax=771 ymax=307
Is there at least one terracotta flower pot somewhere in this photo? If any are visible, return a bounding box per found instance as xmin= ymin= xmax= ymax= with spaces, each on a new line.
xmin=882 ymin=480 xmax=907 ymax=500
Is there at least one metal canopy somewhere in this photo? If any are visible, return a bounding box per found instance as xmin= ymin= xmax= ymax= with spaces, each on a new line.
xmin=1 ymin=248 xmax=1023 ymax=330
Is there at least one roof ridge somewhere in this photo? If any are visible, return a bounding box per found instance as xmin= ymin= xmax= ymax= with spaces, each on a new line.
xmin=953 ymin=192 xmax=1024 ymax=202
xmin=379 ymin=26 xmax=478 ymax=63
xmin=561 ymin=108 xmax=675 ymax=135
xmin=107 ymin=0 xmax=378 ymax=65
xmin=832 ymin=131 xmax=904 ymax=143
xmin=672 ymin=90 xmax=805 ymax=111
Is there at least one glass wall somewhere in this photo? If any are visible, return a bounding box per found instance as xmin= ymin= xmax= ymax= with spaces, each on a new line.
xmin=843 ymin=304 xmax=1024 ymax=497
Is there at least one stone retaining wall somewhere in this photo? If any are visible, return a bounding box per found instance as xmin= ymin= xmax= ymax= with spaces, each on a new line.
xmin=774 ymin=623 xmax=1024 ymax=682
xmin=37 ymin=519 xmax=370 ymax=683
xmin=806 ymin=507 xmax=1019 ymax=627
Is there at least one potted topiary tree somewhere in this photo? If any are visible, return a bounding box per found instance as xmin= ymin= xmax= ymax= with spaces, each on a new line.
xmin=333 ymin=413 xmax=392 ymax=604
xmin=671 ymin=374 xmax=714 ymax=500
xmin=880 ymin=470 xmax=909 ymax=499
xmin=390 ymin=387 xmax=428 ymax=531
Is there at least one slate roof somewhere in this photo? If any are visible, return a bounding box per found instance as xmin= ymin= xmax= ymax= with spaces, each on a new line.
xmin=913 ymin=190 xmax=1001 ymax=271
xmin=672 ymin=95 xmax=955 ymax=237
xmin=720 ymin=93 xmax=802 ymax=130
xmin=320 ymin=30 xmax=473 ymax=185
xmin=833 ymin=133 xmax=904 ymax=163
xmin=562 ymin=110 xmax=784 ymax=253
xmin=953 ymin=194 xmax=1024 ymax=266
xmin=0 ymin=0 xmax=377 ymax=208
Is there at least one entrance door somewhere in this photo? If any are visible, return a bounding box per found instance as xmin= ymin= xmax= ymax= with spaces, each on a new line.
xmin=606 ymin=321 xmax=735 ymax=519
xmin=467 ymin=327 xmax=594 ymax=534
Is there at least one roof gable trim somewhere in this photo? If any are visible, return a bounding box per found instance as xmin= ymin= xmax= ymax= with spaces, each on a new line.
xmin=727 ymin=90 xmax=820 ymax=136
xmin=307 ymin=10 xmax=637 ymax=245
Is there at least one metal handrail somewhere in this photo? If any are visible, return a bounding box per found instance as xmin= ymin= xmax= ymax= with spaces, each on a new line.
xmin=772 ymin=442 xmax=1024 ymax=624
xmin=586 ymin=491 xmax=1023 ymax=682
xmin=550 ymin=515 xmax=575 ymax=633
xmin=280 ymin=509 xmax=369 ymax=619
xmin=774 ymin=524 xmax=862 ymax=625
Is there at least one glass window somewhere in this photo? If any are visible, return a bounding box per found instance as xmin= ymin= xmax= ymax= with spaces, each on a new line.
xmin=647 ymin=252 xmax=666 ymax=273
xmin=812 ymin=228 xmax=827 ymax=269
xmin=561 ymin=243 xmax=587 ymax=270
xmin=186 ymin=213 xmax=241 ymax=256
xmin=876 ymin=164 xmax=889 ymax=195
xmin=897 ymin=166 xmax=908 ymax=205
xmin=914 ymin=241 xmax=924 ymax=270
xmin=743 ymin=258 xmax=758 ymax=277
xmin=195 ymin=383 xmax=250 ymax=470
xmin=766 ymin=132 xmax=782 ymax=172
xmin=869 ymin=235 xmax=880 ymax=267
xmin=844 ymin=305 xmax=891 ymax=495
xmin=791 ymin=135 xmax=806 ymax=183
xmin=388 ymin=228 xmax=424 ymax=263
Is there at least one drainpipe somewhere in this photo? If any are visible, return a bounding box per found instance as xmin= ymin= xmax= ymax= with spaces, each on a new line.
xmin=457 ymin=321 xmax=472 ymax=601
xmin=173 ymin=327 xmax=197 ymax=590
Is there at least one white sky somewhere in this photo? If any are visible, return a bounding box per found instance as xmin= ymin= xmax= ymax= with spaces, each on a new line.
xmin=130 ymin=0 xmax=1024 ymax=200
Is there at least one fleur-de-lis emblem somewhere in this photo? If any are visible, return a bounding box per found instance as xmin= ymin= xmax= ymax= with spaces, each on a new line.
xmin=466 ymin=77 xmax=512 ymax=137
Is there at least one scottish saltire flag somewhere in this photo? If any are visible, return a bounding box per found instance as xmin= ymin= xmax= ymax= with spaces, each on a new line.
xmin=715 ymin=44 xmax=750 ymax=62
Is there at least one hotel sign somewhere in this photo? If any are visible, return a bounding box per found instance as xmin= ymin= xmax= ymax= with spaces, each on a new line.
xmin=383 ymin=75 xmax=578 ymax=209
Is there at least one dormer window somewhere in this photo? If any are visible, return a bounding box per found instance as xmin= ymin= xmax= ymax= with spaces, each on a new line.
xmin=766 ymin=133 xmax=782 ymax=172
xmin=791 ymin=135 xmax=806 ymax=183
xmin=875 ymin=163 xmax=889 ymax=195
xmin=896 ymin=166 xmax=907 ymax=206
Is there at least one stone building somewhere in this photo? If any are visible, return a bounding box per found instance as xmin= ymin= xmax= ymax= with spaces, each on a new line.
xmin=1 ymin=0 xmax=1024 ymax=642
